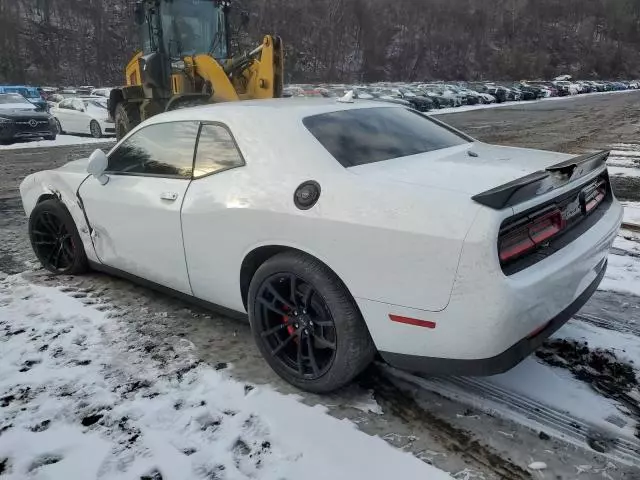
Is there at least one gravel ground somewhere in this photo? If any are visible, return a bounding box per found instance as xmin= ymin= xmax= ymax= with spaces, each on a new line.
xmin=437 ymin=90 xmax=640 ymax=201
xmin=2 ymin=94 xmax=640 ymax=478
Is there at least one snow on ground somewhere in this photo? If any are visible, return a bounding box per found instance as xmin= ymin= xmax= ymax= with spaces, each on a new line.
xmin=558 ymin=320 xmax=640 ymax=373
xmin=486 ymin=357 xmax=637 ymax=439
xmin=0 ymin=135 xmax=115 ymax=151
xmin=600 ymin=251 xmax=640 ymax=296
xmin=608 ymin=166 xmax=640 ymax=178
xmin=622 ymin=201 xmax=640 ymax=226
xmin=0 ymin=273 xmax=451 ymax=480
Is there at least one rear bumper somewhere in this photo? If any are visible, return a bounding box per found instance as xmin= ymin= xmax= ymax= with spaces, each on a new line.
xmin=379 ymin=258 xmax=607 ymax=376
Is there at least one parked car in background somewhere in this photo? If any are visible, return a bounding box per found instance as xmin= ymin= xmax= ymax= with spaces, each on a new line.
xmin=0 ymin=85 xmax=48 ymax=112
xmin=484 ymin=85 xmax=509 ymax=103
xmin=90 ymin=88 xmax=113 ymax=98
xmin=50 ymin=97 xmax=114 ymax=138
xmin=383 ymin=88 xmax=434 ymax=111
xmin=0 ymin=93 xmax=57 ymax=143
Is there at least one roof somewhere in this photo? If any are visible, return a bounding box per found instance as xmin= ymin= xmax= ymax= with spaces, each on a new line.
xmin=144 ymin=97 xmax=400 ymax=126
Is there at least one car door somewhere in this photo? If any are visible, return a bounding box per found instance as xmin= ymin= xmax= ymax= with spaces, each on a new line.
xmin=54 ymin=99 xmax=74 ymax=132
xmin=69 ymin=99 xmax=89 ymax=133
xmin=180 ymin=123 xmax=247 ymax=309
xmin=78 ymin=121 xmax=199 ymax=294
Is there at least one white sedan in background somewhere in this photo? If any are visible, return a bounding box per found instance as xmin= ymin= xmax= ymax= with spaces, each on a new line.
xmin=50 ymin=97 xmax=115 ymax=138
xmin=19 ymin=99 xmax=622 ymax=392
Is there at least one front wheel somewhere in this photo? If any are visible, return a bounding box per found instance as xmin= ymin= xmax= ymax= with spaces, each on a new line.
xmin=89 ymin=120 xmax=102 ymax=138
xmin=248 ymin=251 xmax=376 ymax=393
xmin=29 ymin=199 xmax=88 ymax=275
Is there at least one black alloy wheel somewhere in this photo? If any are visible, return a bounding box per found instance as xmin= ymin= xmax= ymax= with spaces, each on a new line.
xmin=29 ymin=200 xmax=88 ymax=275
xmin=248 ymin=251 xmax=375 ymax=393
xmin=256 ymin=273 xmax=337 ymax=380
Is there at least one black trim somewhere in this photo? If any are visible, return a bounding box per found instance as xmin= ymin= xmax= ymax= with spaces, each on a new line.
xmin=501 ymin=172 xmax=612 ymax=275
xmin=472 ymin=151 xmax=609 ymax=209
xmin=88 ymin=260 xmax=248 ymax=321
xmin=379 ymin=258 xmax=607 ymax=376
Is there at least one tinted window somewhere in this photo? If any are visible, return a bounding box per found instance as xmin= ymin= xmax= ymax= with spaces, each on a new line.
xmin=107 ymin=122 xmax=199 ymax=178
xmin=193 ymin=124 xmax=244 ymax=178
xmin=303 ymin=107 xmax=470 ymax=167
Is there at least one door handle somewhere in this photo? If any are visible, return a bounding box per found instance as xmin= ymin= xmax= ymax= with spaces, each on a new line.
xmin=160 ymin=192 xmax=179 ymax=201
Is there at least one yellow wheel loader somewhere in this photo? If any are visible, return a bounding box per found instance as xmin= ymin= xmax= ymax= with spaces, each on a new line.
xmin=108 ymin=0 xmax=284 ymax=140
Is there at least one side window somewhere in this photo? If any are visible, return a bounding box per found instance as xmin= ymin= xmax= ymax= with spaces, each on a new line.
xmin=59 ymin=99 xmax=72 ymax=109
xmin=193 ymin=124 xmax=244 ymax=179
xmin=107 ymin=121 xmax=199 ymax=178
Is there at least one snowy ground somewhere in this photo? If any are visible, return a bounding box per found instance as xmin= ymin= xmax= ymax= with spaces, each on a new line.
xmin=0 ymin=135 xmax=115 ymax=151
xmin=0 ymin=273 xmax=452 ymax=480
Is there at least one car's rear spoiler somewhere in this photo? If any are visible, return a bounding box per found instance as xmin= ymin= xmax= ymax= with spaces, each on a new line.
xmin=472 ymin=150 xmax=610 ymax=209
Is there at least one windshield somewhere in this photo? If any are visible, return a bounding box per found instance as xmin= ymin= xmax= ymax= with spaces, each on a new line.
xmin=0 ymin=94 xmax=30 ymax=105
xmin=162 ymin=0 xmax=227 ymax=59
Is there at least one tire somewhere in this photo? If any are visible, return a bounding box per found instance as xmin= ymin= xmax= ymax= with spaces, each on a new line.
xmin=248 ymin=251 xmax=376 ymax=393
xmin=29 ymin=199 xmax=88 ymax=275
xmin=55 ymin=118 xmax=64 ymax=134
xmin=89 ymin=120 xmax=102 ymax=139
xmin=114 ymin=102 xmax=141 ymax=141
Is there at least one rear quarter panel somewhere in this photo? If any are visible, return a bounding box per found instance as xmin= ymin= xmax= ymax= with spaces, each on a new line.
xmin=180 ymin=114 xmax=481 ymax=313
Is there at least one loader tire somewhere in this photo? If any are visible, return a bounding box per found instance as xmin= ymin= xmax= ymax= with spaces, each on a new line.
xmin=115 ymin=102 xmax=141 ymax=141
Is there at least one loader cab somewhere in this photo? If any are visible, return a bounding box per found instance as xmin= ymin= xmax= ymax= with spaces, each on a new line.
xmin=136 ymin=0 xmax=229 ymax=60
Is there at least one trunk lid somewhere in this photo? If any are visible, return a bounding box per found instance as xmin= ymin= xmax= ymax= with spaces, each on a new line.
xmin=349 ymin=142 xmax=573 ymax=195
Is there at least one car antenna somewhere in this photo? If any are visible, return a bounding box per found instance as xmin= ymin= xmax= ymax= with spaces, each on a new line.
xmin=337 ymin=90 xmax=355 ymax=103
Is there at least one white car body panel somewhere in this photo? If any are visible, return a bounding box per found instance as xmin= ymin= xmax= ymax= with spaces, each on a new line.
xmin=20 ymin=99 xmax=622 ymax=372
xmin=78 ymin=175 xmax=192 ymax=294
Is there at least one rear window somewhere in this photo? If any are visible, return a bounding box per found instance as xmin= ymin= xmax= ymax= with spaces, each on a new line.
xmin=303 ymin=107 xmax=470 ymax=167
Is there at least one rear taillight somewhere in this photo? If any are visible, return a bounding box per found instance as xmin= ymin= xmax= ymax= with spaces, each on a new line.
xmin=499 ymin=208 xmax=565 ymax=263
xmin=583 ymin=179 xmax=606 ymax=213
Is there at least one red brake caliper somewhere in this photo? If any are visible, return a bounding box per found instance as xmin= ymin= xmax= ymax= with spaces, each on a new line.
xmin=282 ymin=306 xmax=296 ymax=337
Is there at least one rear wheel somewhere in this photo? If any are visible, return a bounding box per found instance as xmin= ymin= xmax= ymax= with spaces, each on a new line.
xmin=89 ymin=120 xmax=102 ymax=138
xmin=248 ymin=251 xmax=375 ymax=393
xmin=29 ymin=200 xmax=88 ymax=275
xmin=114 ymin=102 xmax=141 ymax=141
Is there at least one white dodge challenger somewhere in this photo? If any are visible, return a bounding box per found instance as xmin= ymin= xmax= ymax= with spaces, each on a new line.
xmin=20 ymin=99 xmax=622 ymax=392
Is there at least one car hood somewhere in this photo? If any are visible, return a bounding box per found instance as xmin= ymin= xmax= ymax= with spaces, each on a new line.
xmin=349 ymin=142 xmax=573 ymax=196
xmin=57 ymin=157 xmax=91 ymax=174
xmin=0 ymin=106 xmax=42 ymax=116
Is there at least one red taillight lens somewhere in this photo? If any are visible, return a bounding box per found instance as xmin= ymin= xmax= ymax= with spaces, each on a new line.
xmin=583 ymin=180 xmax=606 ymax=213
xmin=499 ymin=208 xmax=565 ymax=263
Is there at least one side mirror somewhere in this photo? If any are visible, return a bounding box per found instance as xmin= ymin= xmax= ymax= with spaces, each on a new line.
xmin=134 ymin=2 xmax=145 ymax=26
xmin=87 ymin=149 xmax=109 ymax=185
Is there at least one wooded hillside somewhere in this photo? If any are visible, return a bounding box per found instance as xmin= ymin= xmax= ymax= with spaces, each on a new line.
xmin=1 ymin=0 xmax=639 ymax=85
